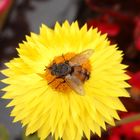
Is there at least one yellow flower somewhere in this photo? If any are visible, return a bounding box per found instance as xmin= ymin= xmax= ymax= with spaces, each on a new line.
xmin=1 ymin=21 xmax=130 ymax=140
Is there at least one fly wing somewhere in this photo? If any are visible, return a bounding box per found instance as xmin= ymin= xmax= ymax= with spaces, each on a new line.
xmin=69 ymin=49 xmax=93 ymax=66
xmin=65 ymin=74 xmax=85 ymax=95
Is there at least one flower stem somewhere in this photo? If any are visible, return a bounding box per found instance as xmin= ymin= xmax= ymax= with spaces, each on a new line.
xmin=115 ymin=113 xmax=140 ymax=126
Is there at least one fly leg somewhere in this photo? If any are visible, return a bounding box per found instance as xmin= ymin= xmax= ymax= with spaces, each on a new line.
xmin=55 ymin=79 xmax=66 ymax=89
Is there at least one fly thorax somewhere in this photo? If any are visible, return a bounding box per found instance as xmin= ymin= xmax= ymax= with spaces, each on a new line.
xmin=51 ymin=63 xmax=72 ymax=77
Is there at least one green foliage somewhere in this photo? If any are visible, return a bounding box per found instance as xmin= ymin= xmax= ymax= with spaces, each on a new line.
xmin=0 ymin=124 xmax=9 ymax=140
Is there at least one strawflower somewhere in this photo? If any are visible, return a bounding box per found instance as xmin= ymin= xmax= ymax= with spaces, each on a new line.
xmin=1 ymin=21 xmax=130 ymax=140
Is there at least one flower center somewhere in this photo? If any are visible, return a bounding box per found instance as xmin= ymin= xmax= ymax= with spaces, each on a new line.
xmin=45 ymin=53 xmax=91 ymax=93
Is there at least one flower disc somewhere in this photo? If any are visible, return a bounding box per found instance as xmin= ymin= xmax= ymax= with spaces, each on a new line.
xmin=1 ymin=21 xmax=130 ymax=140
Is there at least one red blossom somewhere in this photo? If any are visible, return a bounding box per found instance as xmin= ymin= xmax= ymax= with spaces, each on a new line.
xmin=109 ymin=113 xmax=140 ymax=140
xmin=87 ymin=19 xmax=120 ymax=37
xmin=129 ymin=71 xmax=140 ymax=89
xmin=134 ymin=17 xmax=140 ymax=50
xmin=85 ymin=0 xmax=132 ymax=22
xmin=0 ymin=0 xmax=11 ymax=14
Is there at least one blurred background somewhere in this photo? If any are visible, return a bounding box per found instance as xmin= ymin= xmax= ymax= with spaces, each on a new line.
xmin=0 ymin=0 xmax=140 ymax=140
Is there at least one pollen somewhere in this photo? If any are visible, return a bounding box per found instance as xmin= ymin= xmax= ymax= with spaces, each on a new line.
xmin=45 ymin=52 xmax=91 ymax=93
